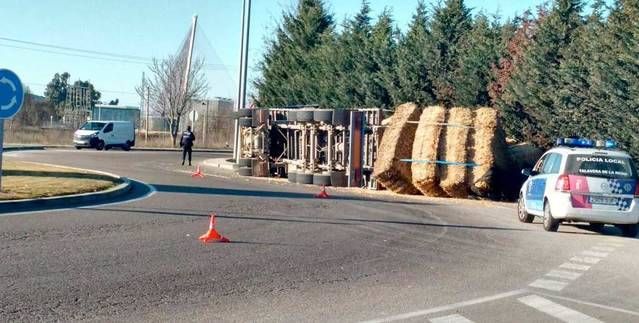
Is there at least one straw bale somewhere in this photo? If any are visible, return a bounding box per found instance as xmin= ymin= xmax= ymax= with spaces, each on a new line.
xmin=411 ymin=106 xmax=448 ymax=196
xmin=439 ymin=107 xmax=473 ymax=198
xmin=373 ymin=103 xmax=421 ymax=194
xmin=468 ymin=107 xmax=504 ymax=196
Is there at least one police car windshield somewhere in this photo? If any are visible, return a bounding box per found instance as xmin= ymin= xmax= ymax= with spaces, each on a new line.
xmin=566 ymin=154 xmax=636 ymax=179
xmin=80 ymin=122 xmax=106 ymax=131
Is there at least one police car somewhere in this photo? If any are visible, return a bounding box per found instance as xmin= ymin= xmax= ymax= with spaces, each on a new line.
xmin=518 ymin=138 xmax=639 ymax=237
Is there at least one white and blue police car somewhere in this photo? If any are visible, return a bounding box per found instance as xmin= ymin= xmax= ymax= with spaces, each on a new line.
xmin=518 ymin=138 xmax=639 ymax=237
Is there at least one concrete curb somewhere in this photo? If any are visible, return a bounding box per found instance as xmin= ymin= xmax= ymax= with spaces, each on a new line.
xmin=202 ymin=158 xmax=238 ymax=171
xmin=0 ymin=169 xmax=132 ymax=214
xmin=4 ymin=145 xmax=46 ymax=152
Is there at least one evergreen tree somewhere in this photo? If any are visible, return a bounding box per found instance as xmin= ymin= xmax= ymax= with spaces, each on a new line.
xmin=428 ymin=0 xmax=472 ymax=107
xmin=253 ymin=0 xmax=334 ymax=107
xmin=394 ymin=1 xmax=436 ymax=106
xmin=365 ymin=9 xmax=398 ymax=109
xmin=454 ymin=13 xmax=501 ymax=107
xmin=498 ymin=0 xmax=583 ymax=146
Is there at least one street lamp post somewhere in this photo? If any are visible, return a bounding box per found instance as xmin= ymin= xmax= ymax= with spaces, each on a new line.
xmin=233 ymin=0 xmax=251 ymax=162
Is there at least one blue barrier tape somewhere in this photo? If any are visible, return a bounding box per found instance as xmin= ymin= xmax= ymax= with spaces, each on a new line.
xmin=400 ymin=159 xmax=480 ymax=167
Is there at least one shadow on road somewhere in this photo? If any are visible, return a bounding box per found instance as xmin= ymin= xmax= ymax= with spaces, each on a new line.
xmin=87 ymin=206 xmax=530 ymax=232
xmin=151 ymin=183 xmax=432 ymax=206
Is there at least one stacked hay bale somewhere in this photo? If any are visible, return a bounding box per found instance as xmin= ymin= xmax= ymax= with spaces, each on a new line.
xmin=439 ymin=107 xmax=473 ymax=198
xmin=411 ymin=106 xmax=448 ymax=196
xmin=373 ymin=103 xmax=421 ymax=194
xmin=468 ymin=107 xmax=508 ymax=197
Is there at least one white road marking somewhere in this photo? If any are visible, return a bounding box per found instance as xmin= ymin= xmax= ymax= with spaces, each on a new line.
xmin=591 ymin=246 xmax=615 ymax=252
xmin=559 ymin=262 xmax=591 ymax=271
xmin=360 ymin=289 xmax=528 ymax=323
xmin=0 ymin=179 xmax=157 ymax=217
xmin=582 ymin=250 xmax=608 ymax=258
xmin=430 ymin=314 xmax=475 ymax=323
xmin=529 ymin=279 xmax=568 ymax=291
xmin=535 ymin=291 xmax=639 ymax=317
xmin=570 ymin=256 xmax=601 ymax=264
xmin=518 ymin=295 xmax=603 ymax=323
xmin=545 ymin=270 xmax=582 ymax=281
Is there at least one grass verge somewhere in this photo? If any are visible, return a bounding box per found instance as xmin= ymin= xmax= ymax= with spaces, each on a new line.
xmin=0 ymin=160 xmax=119 ymax=201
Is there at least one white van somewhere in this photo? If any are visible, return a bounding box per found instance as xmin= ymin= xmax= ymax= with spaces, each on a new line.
xmin=73 ymin=121 xmax=135 ymax=151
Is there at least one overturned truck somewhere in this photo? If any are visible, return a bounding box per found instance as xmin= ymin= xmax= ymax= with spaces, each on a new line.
xmin=234 ymin=106 xmax=384 ymax=189
xmin=234 ymin=104 xmax=519 ymax=199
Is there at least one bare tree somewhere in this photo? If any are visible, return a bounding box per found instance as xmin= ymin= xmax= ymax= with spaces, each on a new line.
xmin=137 ymin=54 xmax=207 ymax=146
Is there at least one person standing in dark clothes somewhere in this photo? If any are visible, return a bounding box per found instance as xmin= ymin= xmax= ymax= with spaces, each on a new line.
xmin=180 ymin=126 xmax=195 ymax=166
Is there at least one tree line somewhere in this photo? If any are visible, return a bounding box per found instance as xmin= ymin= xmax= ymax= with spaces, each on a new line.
xmin=254 ymin=0 xmax=639 ymax=157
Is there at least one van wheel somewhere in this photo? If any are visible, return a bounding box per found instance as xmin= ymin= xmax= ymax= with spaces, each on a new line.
xmin=617 ymin=224 xmax=638 ymax=237
xmin=543 ymin=200 xmax=560 ymax=232
xmin=75 ymin=146 xmax=82 ymax=150
xmin=122 ymin=143 xmax=131 ymax=151
xmin=105 ymin=145 xmax=112 ymax=151
xmin=589 ymin=223 xmax=604 ymax=231
xmin=96 ymin=140 xmax=105 ymax=151
xmin=518 ymin=194 xmax=534 ymax=223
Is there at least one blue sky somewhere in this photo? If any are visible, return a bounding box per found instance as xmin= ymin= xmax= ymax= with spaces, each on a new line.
xmin=0 ymin=0 xmax=549 ymax=106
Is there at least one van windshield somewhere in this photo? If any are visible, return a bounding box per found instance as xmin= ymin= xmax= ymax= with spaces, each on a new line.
xmin=80 ymin=122 xmax=106 ymax=131
xmin=565 ymin=154 xmax=637 ymax=179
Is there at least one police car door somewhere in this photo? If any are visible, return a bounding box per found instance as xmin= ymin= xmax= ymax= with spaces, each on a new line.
xmin=525 ymin=153 xmax=561 ymax=215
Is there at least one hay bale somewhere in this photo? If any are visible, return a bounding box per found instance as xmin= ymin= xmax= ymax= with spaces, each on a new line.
xmin=411 ymin=106 xmax=448 ymax=196
xmin=439 ymin=107 xmax=473 ymax=198
xmin=373 ymin=103 xmax=421 ymax=194
xmin=468 ymin=107 xmax=507 ymax=197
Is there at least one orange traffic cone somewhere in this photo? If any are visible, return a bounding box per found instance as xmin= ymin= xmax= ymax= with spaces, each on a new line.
xmin=198 ymin=213 xmax=230 ymax=243
xmin=315 ymin=185 xmax=330 ymax=199
xmin=192 ymin=165 xmax=205 ymax=178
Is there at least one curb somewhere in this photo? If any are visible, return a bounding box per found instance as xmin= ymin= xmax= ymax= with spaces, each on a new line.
xmin=0 ymin=171 xmax=133 ymax=214
xmin=202 ymin=158 xmax=238 ymax=171
xmin=4 ymin=145 xmax=46 ymax=152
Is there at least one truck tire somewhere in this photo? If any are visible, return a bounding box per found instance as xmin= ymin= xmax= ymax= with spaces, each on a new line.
xmin=330 ymin=171 xmax=348 ymax=187
xmin=296 ymin=110 xmax=314 ymax=123
xmin=236 ymin=109 xmax=252 ymax=118
xmin=333 ymin=109 xmax=350 ymax=126
xmin=288 ymin=170 xmax=297 ymax=183
xmin=313 ymin=173 xmax=332 ymax=186
xmin=238 ymin=158 xmax=254 ymax=168
xmin=287 ymin=111 xmax=297 ymax=122
xmin=314 ymin=110 xmax=333 ymax=123
xmin=296 ymin=172 xmax=313 ymax=185
xmin=239 ymin=117 xmax=253 ymax=128
xmin=237 ymin=167 xmax=252 ymax=177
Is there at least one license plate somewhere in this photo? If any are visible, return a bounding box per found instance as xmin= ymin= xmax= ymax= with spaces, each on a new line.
xmin=589 ymin=196 xmax=618 ymax=205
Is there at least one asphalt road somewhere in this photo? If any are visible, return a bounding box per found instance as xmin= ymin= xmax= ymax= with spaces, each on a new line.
xmin=1 ymin=149 xmax=638 ymax=322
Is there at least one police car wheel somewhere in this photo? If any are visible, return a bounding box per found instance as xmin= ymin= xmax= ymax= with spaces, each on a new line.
xmin=543 ymin=201 xmax=560 ymax=232
xmin=588 ymin=223 xmax=604 ymax=231
xmin=518 ymin=195 xmax=534 ymax=223
xmin=617 ymin=224 xmax=638 ymax=238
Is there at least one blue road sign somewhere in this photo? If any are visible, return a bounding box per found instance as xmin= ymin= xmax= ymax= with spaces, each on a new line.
xmin=0 ymin=69 xmax=24 ymax=119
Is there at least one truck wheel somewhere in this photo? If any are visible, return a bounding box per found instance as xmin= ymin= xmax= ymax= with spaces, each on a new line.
xmin=236 ymin=109 xmax=252 ymax=118
xmin=330 ymin=171 xmax=347 ymax=187
xmin=332 ymin=109 xmax=350 ymax=126
xmin=617 ymin=224 xmax=638 ymax=237
xmin=96 ymin=140 xmax=105 ymax=151
xmin=238 ymin=158 xmax=254 ymax=168
xmin=313 ymin=110 xmax=333 ymax=123
xmin=239 ymin=117 xmax=252 ymax=128
xmin=237 ymin=167 xmax=252 ymax=177
xmin=287 ymin=111 xmax=297 ymax=122
xmin=296 ymin=110 xmax=314 ymax=123
xmin=518 ymin=194 xmax=534 ymax=223
xmin=296 ymin=172 xmax=313 ymax=185
xmin=313 ymin=173 xmax=331 ymax=186
xmin=543 ymin=201 xmax=560 ymax=232
xmin=287 ymin=170 xmax=297 ymax=183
